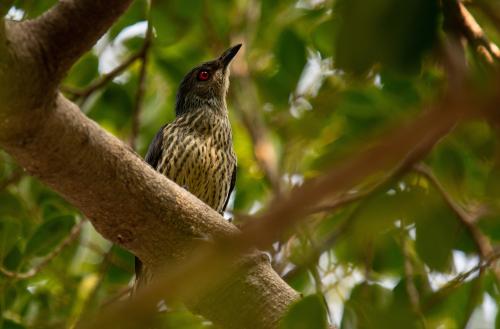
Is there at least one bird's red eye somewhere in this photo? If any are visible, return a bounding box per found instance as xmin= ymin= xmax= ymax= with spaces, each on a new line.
xmin=198 ymin=70 xmax=210 ymax=81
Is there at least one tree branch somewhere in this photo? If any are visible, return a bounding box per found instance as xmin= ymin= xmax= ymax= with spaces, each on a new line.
xmin=443 ymin=0 xmax=500 ymax=64
xmin=29 ymin=0 xmax=133 ymax=81
xmin=242 ymin=97 xmax=471 ymax=250
xmin=472 ymin=0 xmax=500 ymax=34
xmin=61 ymin=48 xmax=144 ymax=101
xmin=0 ymin=5 xmax=298 ymax=328
xmin=77 ymin=87 xmax=478 ymax=329
xmin=423 ymin=249 xmax=500 ymax=311
xmin=0 ymin=1 xmax=495 ymax=327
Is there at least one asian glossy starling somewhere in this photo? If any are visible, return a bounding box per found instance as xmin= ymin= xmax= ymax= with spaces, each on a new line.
xmin=134 ymin=44 xmax=241 ymax=289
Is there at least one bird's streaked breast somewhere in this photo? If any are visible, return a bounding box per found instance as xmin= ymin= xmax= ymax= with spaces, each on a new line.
xmin=156 ymin=110 xmax=236 ymax=213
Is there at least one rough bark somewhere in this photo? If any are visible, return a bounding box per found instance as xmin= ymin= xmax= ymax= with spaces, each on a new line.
xmin=0 ymin=2 xmax=299 ymax=329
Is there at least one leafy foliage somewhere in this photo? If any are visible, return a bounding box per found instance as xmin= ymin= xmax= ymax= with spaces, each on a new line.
xmin=2 ymin=0 xmax=500 ymax=328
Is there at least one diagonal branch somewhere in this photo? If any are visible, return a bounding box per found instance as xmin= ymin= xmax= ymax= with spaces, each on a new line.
xmin=29 ymin=0 xmax=133 ymax=81
xmin=242 ymin=98 xmax=471 ymax=250
xmin=78 ymin=85 xmax=479 ymax=329
xmin=444 ymin=0 xmax=500 ymax=64
xmin=0 ymin=3 xmax=299 ymax=328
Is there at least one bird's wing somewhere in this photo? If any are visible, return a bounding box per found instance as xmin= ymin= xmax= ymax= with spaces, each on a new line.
xmin=222 ymin=165 xmax=237 ymax=212
xmin=144 ymin=125 xmax=166 ymax=169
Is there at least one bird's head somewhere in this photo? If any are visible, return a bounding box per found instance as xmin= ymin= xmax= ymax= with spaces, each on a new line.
xmin=175 ymin=44 xmax=242 ymax=116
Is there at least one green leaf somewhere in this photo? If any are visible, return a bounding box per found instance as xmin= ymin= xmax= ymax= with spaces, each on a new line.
xmin=335 ymin=0 xmax=439 ymax=74
xmin=64 ymin=53 xmax=99 ymax=88
xmin=25 ymin=215 xmax=75 ymax=257
xmin=0 ymin=217 xmax=21 ymax=260
xmin=340 ymin=283 xmax=392 ymax=329
xmin=424 ymin=278 xmax=481 ymax=328
xmin=281 ymin=294 xmax=328 ymax=329
xmin=276 ymin=28 xmax=307 ymax=84
xmin=12 ymin=0 xmax=57 ymax=18
xmin=2 ymin=244 xmax=22 ymax=271
xmin=0 ymin=191 xmax=23 ymax=217
xmin=284 ymin=268 xmax=312 ymax=293
xmin=87 ymin=83 xmax=133 ymax=135
xmin=341 ymin=282 xmax=420 ymax=329
xmin=414 ymin=196 xmax=459 ymax=272
xmin=151 ymin=0 xmax=202 ymax=46
xmin=2 ymin=319 xmax=25 ymax=329
xmin=108 ymin=0 xmax=148 ymax=39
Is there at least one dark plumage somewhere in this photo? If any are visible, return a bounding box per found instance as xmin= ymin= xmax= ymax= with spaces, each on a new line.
xmin=134 ymin=45 xmax=241 ymax=289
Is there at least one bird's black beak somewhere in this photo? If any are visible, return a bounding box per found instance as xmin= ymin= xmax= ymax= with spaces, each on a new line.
xmin=219 ymin=44 xmax=242 ymax=68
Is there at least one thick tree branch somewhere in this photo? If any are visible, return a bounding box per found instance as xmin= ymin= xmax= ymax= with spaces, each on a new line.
xmin=78 ymin=85 xmax=481 ymax=329
xmin=29 ymin=0 xmax=133 ymax=81
xmin=0 ymin=8 xmax=298 ymax=328
xmin=0 ymin=1 xmax=496 ymax=328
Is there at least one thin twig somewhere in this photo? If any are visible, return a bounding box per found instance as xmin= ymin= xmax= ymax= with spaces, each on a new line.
xmin=129 ymin=17 xmax=153 ymax=150
xmin=102 ymin=286 xmax=133 ymax=306
xmin=444 ymin=0 xmax=500 ymax=64
xmin=399 ymin=223 xmax=428 ymax=329
xmin=0 ymin=219 xmax=83 ymax=279
xmin=423 ymin=249 xmax=500 ymax=311
xmin=61 ymin=48 xmax=145 ymax=100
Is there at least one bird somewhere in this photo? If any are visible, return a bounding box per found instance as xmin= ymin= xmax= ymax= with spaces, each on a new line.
xmin=134 ymin=44 xmax=241 ymax=290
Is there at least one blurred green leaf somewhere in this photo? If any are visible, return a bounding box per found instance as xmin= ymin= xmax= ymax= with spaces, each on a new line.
xmin=25 ymin=215 xmax=75 ymax=257
xmin=2 ymin=245 xmax=22 ymax=271
xmin=0 ymin=191 xmax=23 ymax=218
xmin=276 ymin=28 xmax=307 ymax=83
xmin=335 ymin=0 xmax=439 ymax=74
xmin=0 ymin=217 xmax=21 ymax=261
xmin=12 ymin=0 xmax=57 ymax=18
xmin=281 ymin=294 xmax=328 ymax=329
xmin=414 ymin=195 xmax=460 ymax=272
xmin=108 ymin=0 xmax=148 ymax=39
xmin=64 ymin=53 xmax=99 ymax=88
xmin=341 ymin=282 xmax=420 ymax=329
xmin=2 ymin=319 xmax=25 ymax=329
xmin=88 ymin=83 xmax=133 ymax=135
xmin=284 ymin=267 xmax=312 ymax=293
